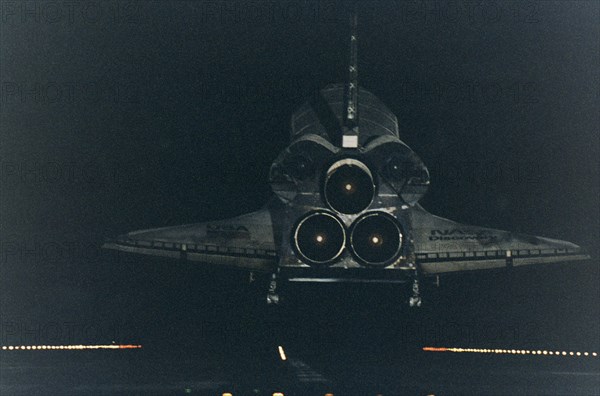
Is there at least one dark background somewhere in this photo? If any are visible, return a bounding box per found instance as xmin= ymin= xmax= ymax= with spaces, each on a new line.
xmin=0 ymin=1 xmax=598 ymax=391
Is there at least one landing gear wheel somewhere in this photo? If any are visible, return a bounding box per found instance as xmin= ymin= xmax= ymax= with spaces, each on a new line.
xmin=409 ymin=295 xmax=422 ymax=307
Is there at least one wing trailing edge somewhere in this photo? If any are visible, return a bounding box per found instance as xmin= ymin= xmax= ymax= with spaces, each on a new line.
xmin=102 ymin=208 xmax=277 ymax=272
xmin=409 ymin=205 xmax=589 ymax=275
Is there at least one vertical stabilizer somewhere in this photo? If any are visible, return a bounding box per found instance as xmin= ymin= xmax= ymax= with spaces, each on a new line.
xmin=342 ymin=9 xmax=359 ymax=148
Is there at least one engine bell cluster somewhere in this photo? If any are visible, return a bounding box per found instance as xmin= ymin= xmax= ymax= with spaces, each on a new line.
xmin=286 ymin=156 xmax=405 ymax=267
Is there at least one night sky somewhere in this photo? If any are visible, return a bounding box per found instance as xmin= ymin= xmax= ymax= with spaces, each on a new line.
xmin=0 ymin=0 xmax=598 ymax=364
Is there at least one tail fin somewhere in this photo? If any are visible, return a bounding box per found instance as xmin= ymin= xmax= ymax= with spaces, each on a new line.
xmin=342 ymin=6 xmax=360 ymax=148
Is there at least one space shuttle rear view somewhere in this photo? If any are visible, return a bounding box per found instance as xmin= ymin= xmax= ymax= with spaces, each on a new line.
xmin=103 ymin=13 xmax=589 ymax=306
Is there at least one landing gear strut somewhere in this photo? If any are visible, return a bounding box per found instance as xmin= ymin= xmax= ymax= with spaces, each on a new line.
xmin=409 ymin=268 xmax=422 ymax=307
xmin=409 ymin=277 xmax=422 ymax=307
xmin=266 ymin=272 xmax=280 ymax=305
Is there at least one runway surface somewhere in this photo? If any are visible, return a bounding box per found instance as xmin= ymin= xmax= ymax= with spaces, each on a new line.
xmin=1 ymin=341 xmax=598 ymax=395
xmin=1 ymin=256 xmax=598 ymax=395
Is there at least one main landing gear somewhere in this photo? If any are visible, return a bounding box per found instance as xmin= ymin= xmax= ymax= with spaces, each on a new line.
xmin=409 ymin=276 xmax=422 ymax=307
xmin=266 ymin=272 xmax=280 ymax=305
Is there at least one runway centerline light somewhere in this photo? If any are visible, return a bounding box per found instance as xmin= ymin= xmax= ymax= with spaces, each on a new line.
xmin=278 ymin=345 xmax=287 ymax=361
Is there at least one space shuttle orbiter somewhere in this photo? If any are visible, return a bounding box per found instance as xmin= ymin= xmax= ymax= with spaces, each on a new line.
xmin=103 ymin=12 xmax=589 ymax=306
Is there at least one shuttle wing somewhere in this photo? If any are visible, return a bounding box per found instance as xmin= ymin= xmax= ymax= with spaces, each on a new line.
xmin=102 ymin=208 xmax=277 ymax=272
xmin=410 ymin=205 xmax=589 ymax=275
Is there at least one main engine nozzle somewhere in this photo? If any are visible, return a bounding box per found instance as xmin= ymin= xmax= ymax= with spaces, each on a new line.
xmin=292 ymin=211 xmax=346 ymax=266
xmin=349 ymin=212 xmax=403 ymax=267
xmin=323 ymin=159 xmax=375 ymax=215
